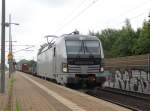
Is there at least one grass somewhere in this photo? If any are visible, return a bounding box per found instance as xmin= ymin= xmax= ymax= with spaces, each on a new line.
xmin=16 ymin=100 xmax=22 ymax=111
xmin=4 ymin=76 xmax=22 ymax=111
xmin=4 ymin=77 xmax=14 ymax=111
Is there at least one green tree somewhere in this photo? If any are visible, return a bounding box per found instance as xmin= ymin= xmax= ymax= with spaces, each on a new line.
xmin=111 ymin=19 xmax=136 ymax=57
xmin=17 ymin=59 xmax=29 ymax=64
xmin=89 ymin=18 xmax=150 ymax=58
xmin=27 ymin=60 xmax=37 ymax=67
xmin=97 ymin=29 xmax=120 ymax=57
xmin=132 ymin=20 xmax=150 ymax=54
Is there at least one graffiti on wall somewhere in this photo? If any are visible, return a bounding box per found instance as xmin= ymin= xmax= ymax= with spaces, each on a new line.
xmin=104 ymin=70 xmax=150 ymax=94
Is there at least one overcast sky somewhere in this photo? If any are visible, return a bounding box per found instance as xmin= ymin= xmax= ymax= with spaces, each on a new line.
xmin=0 ymin=0 xmax=150 ymax=62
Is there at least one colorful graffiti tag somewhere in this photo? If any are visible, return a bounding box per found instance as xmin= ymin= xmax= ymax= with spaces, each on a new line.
xmin=104 ymin=70 xmax=150 ymax=94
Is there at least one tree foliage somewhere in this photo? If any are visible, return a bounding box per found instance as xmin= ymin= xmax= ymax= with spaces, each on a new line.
xmin=89 ymin=19 xmax=150 ymax=58
xmin=132 ymin=20 xmax=150 ymax=54
xmin=17 ymin=59 xmax=37 ymax=67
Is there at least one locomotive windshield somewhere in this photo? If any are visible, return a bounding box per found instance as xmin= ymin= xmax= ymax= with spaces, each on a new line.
xmin=66 ymin=40 xmax=100 ymax=55
xmin=84 ymin=40 xmax=100 ymax=54
xmin=65 ymin=40 xmax=84 ymax=54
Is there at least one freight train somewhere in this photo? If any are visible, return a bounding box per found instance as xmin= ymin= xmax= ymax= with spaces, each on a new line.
xmin=37 ymin=31 xmax=106 ymax=87
xmin=16 ymin=62 xmax=37 ymax=75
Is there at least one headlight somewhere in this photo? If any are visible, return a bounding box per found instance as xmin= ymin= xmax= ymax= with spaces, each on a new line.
xmin=100 ymin=67 xmax=104 ymax=72
xmin=62 ymin=63 xmax=68 ymax=72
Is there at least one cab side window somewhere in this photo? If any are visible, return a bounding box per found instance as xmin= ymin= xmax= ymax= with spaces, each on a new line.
xmin=54 ymin=47 xmax=56 ymax=57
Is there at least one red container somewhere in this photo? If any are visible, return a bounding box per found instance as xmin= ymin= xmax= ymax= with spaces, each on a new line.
xmin=21 ymin=64 xmax=29 ymax=73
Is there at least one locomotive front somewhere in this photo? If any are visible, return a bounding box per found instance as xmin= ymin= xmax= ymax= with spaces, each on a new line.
xmin=63 ymin=34 xmax=105 ymax=87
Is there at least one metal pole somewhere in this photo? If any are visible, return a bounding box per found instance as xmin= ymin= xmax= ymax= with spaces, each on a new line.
xmin=1 ymin=0 xmax=5 ymax=93
xmin=148 ymin=11 xmax=150 ymax=21
xmin=148 ymin=54 xmax=150 ymax=81
xmin=9 ymin=14 xmax=12 ymax=78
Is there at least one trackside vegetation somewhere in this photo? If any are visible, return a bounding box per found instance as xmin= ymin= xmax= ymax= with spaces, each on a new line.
xmin=89 ymin=19 xmax=150 ymax=58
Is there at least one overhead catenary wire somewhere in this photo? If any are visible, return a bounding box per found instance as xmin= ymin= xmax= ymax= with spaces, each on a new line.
xmin=54 ymin=0 xmax=100 ymax=34
xmin=113 ymin=11 xmax=149 ymax=27
xmin=54 ymin=0 xmax=149 ymax=34
xmin=55 ymin=0 xmax=89 ymax=30
xmin=13 ymin=45 xmax=35 ymax=53
xmin=0 ymin=45 xmax=35 ymax=46
xmin=110 ymin=0 xmax=150 ymax=22
xmin=103 ymin=0 xmax=150 ymax=29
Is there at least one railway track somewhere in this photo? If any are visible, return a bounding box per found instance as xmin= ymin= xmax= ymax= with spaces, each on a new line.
xmin=100 ymin=87 xmax=150 ymax=101
xmin=80 ymin=87 xmax=150 ymax=111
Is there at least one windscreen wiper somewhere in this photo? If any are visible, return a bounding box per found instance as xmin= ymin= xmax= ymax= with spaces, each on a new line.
xmin=84 ymin=44 xmax=94 ymax=59
xmin=76 ymin=41 xmax=83 ymax=59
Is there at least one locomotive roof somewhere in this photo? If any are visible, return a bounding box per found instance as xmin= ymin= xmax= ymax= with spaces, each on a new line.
xmin=38 ymin=34 xmax=99 ymax=55
xmin=61 ymin=34 xmax=99 ymax=41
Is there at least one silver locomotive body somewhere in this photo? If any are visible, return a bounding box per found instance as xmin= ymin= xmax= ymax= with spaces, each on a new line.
xmin=37 ymin=33 xmax=105 ymax=86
